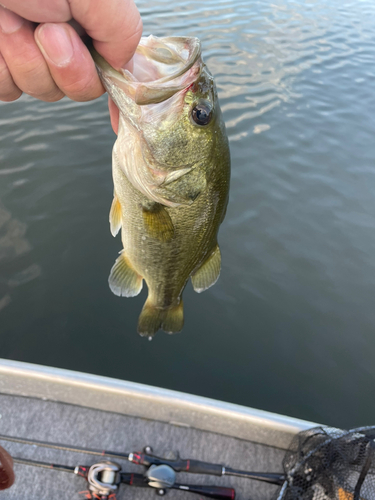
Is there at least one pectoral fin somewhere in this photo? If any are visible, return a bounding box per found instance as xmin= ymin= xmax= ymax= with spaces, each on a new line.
xmin=191 ymin=245 xmax=221 ymax=293
xmin=109 ymin=194 xmax=122 ymax=237
xmin=142 ymin=203 xmax=175 ymax=242
xmin=109 ymin=251 xmax=143 ymax=297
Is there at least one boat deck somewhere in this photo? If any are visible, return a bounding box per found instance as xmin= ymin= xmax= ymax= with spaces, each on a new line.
xmin=0 ymin=360 xmax=315 ymax=500
xmin=0 ymin=393 xmax=283 ymax=500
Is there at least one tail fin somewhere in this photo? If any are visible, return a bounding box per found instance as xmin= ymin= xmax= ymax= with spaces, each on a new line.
xmin=137 ymin=299 xmax=184 ymax=337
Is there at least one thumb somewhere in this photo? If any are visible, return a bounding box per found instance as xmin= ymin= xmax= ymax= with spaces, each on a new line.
xmin=0 ymin=446 xmax=15 ymax=490
xmin=69 ymin=0 xmax=142 ymax=70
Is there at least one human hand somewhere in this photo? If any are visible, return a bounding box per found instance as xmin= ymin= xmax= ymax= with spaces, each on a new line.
xmin=0 ymin=0 xmax=142 ymax=133
xmin=0 ymin=446 xmax=14 ymax=490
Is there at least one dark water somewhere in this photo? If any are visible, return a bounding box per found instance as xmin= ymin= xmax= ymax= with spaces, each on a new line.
xmin=1 ymin=0 xmax=375 ymax=429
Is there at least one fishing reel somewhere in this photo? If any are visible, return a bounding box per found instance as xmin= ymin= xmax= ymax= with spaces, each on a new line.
xmin=144 ymin=463 xmax=237 ymax=499
xmin=145 ymin=464 xmax=177 ymax=495
xmin=75 ymin=461 xmax=121 ymax=499
xmin=132 ymin=446 xmax=179 ymax=495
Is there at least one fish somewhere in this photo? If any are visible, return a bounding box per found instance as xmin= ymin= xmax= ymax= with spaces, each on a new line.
xmin=91 ymin=35 xmax=230 ymax=337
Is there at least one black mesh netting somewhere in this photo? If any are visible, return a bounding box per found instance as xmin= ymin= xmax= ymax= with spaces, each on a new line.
xmin=276 ymin=426 xmax=375 ymax=500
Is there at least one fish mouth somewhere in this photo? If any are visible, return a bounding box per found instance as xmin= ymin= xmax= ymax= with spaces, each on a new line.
xmin=92 ymin=36 xmax=202 ymax=105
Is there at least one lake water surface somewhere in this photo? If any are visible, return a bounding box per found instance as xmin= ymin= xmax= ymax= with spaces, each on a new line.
xmin=1 ymin=0 xmax=375 ymax=428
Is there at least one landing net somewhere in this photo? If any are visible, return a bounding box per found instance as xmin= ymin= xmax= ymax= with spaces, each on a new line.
xmin=276 ymin=426 xmax=375 ymax=500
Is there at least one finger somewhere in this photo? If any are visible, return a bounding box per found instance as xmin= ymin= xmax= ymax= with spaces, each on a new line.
xmin=0 ymin=0 xmax=71 ymax=23
xmin=0 ymin=6 xmax=64 ymax=102
xmin=35 ymin=22 xmax=104 ymax=102
xmin=69 ymin=0 xmax=143 ymax=70
xmin=0 ymin=51 xmax=22 ymax=101
xmin=0 ymin=0 xmax=143 ymax=71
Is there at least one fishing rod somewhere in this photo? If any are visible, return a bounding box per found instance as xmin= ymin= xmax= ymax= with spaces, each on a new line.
xmin=0 ymin=433 xmax=284 ymax=486
xmin=12 ymin=456 xmax=236 ymax=500
xmin=11 ymin=425 xmax=373 ymax=500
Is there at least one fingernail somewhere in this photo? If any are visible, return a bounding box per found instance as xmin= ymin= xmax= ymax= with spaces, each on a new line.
xmin=0 ymin=5 xmax=24 ymax=34
xmin=36 ymin=23 xmax=74 ymax=67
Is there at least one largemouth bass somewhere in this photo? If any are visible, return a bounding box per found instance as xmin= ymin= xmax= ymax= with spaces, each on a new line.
xmin=92 ymin=36 xmax=230 ymax=337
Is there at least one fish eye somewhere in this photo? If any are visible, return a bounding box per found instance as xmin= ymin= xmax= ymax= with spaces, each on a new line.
xmin=191 ymin=101 xmax=213 ymax=126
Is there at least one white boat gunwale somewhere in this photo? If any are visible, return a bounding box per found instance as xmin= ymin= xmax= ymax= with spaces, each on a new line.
xmin=0 ymin=358 xmax=316 ymax=449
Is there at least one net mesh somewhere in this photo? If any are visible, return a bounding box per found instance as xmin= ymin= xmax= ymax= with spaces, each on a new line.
xmin=276 ymin=426 xmax=375 ymax=500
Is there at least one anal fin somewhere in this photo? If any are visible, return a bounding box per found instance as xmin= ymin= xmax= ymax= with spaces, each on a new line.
xmin=109 ymin=193 xmax=122 ymax=237
xmin=142 ymin=203 xmax=175 ymax=242
xmin=191 ymin=245 xmax=221 ymax=293
xmin=109 ymin=251 xmax=143 ymax=297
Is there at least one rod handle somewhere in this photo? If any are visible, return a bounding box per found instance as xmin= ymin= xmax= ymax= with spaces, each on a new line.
xmin=186 ymin=459 xmax=223 ymax=475
xmin=175 ymin=483 xmax=235 ymax=500
xmin=120 ymin=472 xmax=147 ymax=487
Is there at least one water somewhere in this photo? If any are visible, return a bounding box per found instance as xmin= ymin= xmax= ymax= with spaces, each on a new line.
xmin=1 ymin=0 xmax=375 ymax=429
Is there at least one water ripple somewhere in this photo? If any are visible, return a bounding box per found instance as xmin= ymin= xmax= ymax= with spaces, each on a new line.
xmin=1 ymin=0 xmax=375 ymax=426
